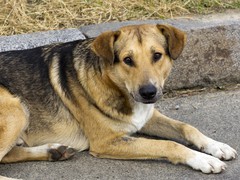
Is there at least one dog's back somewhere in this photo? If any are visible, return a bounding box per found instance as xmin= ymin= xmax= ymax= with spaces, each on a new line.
xmin=0 ymin=47 xmax=54 ymax=101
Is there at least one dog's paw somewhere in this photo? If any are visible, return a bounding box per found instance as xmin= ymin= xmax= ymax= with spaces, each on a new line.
xmin=186 ymin=151 xmax=227 ymax=173
xmin=201 ymin=139 xmax=237 ymax=160
xmin=48 ymin=144 xmax=76 ymax=161
xmin=16 ymin=138 xmax=24 ymax=146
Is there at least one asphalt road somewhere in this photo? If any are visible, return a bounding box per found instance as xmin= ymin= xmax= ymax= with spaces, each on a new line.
xmin=0 ymin=89 xmax=239 ymax=180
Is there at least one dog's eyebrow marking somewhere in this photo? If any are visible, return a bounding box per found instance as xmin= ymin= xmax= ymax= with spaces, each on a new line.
xmin=122 ymin=50 xmax=133 ymax=59
xmin=150 ymin=46 xmax=156 ymax=53
xmin=125 ymin=50 xmax=134 ymax=59
xmin=128 ymin=50 xmax=133 ymax=55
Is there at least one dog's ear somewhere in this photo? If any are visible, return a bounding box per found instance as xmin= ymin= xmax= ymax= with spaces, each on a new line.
xmin=157 ymin=24 xmax=186 ymax=60
xmin=91 ymin=31 xmax=120 ymax=65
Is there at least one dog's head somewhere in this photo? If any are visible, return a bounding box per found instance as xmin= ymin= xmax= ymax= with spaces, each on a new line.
xmin=91 ymin=24 xmax=186 ymax=104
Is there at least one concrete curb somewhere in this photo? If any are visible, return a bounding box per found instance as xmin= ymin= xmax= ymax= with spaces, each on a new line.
xmin=0 ymin=28 xmax=85 ymax=52
xmin=0 ymin=11 xmax=240 ymax=90
xmin=79 ymin=12 xmax=240 ymax=37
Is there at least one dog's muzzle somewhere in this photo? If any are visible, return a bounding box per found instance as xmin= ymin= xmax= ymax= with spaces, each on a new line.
xmin=132 ymin=84 xmax=162 ymax=104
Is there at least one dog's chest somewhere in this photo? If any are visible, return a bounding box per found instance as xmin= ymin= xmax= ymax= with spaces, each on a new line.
xmin=131 ymin=103 xmax=154 ymax=130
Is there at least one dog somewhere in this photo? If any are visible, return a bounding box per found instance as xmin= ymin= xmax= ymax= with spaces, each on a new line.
xmin=0 ymin=24 xmax=237 ymax=179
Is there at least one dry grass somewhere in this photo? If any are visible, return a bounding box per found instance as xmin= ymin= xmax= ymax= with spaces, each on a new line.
xmin=0 ymin=0 xmax=239 ymax=36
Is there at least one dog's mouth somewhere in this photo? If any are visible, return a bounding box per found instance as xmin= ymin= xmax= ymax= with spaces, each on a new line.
xmin=139 ymin=99 xmax=158 ymax=104
xmin=130 ymin=92 xmax=161 ymax=104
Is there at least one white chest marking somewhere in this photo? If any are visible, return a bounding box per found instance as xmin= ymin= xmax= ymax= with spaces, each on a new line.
xmin=131 ymin=103 xmax=154 ymax=130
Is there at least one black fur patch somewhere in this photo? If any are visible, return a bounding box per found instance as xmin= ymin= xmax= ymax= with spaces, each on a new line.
xmin=114 ymin=51 xmax=120 ymax=64
xmin=57 ymin=42 xmax=79 ymax=101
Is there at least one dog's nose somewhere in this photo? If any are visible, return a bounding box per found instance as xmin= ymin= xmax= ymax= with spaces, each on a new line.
xmin=139 ymin=84 xmax=157 ymax=100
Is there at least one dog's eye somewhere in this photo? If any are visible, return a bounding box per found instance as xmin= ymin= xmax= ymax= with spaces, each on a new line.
xmin=153 ymin=52 xmax=162 ymax=62
xmin=123 ymin=57 xmax=134 ymax=67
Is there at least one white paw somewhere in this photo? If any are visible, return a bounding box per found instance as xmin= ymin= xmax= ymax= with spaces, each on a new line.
xmin=187 ymin=151 xmax=227 ymax=173
xmin=202 ymin=139 xmax=237 ymax=160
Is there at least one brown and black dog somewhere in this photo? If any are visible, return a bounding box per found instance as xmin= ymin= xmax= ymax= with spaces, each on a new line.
xmin=0 ymin=24 xmax=237 ymax=179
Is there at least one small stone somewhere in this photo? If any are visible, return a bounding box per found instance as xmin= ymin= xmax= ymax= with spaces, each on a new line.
xmin=175 ymin=105 xmax=180 ymax=110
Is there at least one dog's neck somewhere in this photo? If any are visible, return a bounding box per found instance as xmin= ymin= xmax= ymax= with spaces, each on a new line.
xmin=82 ymin=68 xmax=133 ymax=119
xmin=70 ymin=46 xmax=134 ymax=120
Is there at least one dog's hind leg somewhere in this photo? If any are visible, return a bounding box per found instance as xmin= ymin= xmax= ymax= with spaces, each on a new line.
xmin=0 ymin=87 xmax=76 ymax=163
xmin=0 ymin=87 xmax=29 ymax=162
xmin=1 ymin=143 xmax=76 ymax=163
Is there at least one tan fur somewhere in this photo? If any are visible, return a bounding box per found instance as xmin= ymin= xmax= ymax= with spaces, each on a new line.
xmin=0 ymin=24 xmax=236 ymax=178
xmin=0 ymin=87 xmax=28 ymax=161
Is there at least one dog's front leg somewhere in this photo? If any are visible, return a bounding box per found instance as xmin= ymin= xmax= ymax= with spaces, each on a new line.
xmin=90 ymin=136 xmax=227 ymax=173
xmin=140 ymin=109 xmax=237 ymax=160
